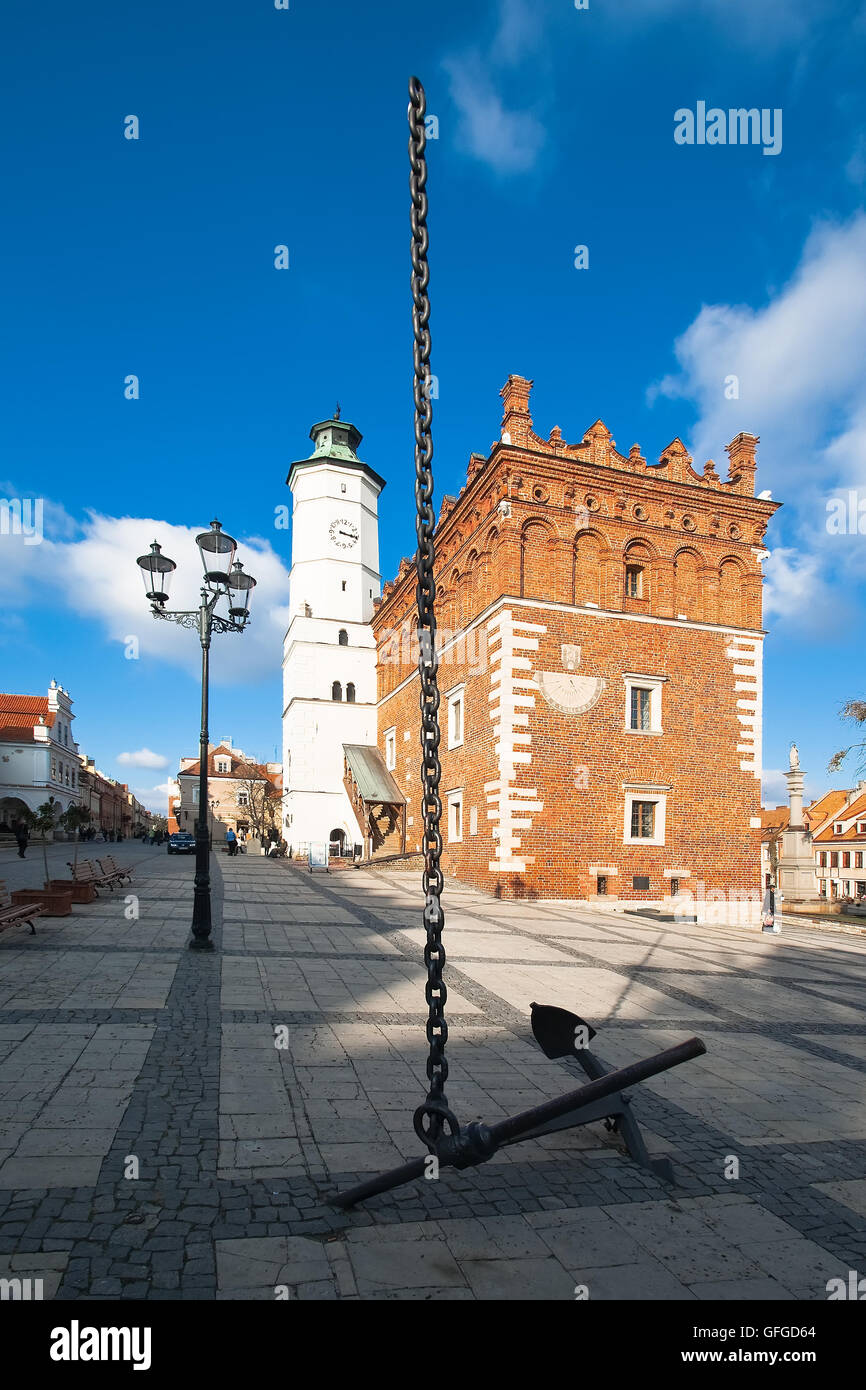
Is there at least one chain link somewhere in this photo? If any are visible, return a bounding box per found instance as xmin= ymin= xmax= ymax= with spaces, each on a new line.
xmin=408 ymin=76 xmax=459 ymax=1153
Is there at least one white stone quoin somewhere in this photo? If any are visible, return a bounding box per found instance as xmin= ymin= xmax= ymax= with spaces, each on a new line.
xmin=280 ymin=414 xmax=384 ymax=855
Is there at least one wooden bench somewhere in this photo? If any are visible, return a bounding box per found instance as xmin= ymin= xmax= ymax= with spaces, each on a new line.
xmin=98 ymin=855 xmax=132 ymax=885
xmin=0 ymin=880 xmax=46 ymax=936
xmin=67 ymin=859 xmax=123 ymax=893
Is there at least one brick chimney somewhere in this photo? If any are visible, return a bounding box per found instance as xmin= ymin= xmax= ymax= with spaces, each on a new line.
xmin=499 ymin=375 xmax=534 ymax=449
xmin=726 ymin=432 xmax=759 ymax=494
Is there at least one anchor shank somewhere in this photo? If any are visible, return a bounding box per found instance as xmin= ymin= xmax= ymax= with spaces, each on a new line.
xmin=488 ymin=1037 xmax=706 ymax=1148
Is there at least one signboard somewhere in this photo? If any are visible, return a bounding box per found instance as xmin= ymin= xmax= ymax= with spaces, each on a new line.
xmin=308 ymin=842 xmax=329 ymax=873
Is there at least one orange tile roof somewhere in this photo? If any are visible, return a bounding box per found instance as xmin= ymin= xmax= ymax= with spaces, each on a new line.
xmin=179 ymin=750 xmax=279 ymax=784
xmin=0 ymin=694 xmax=49 ymax=714
xmin=0 ymin=709 xmax=55 ymax=737
xmin=807 ymin=789 xmax=849 ymax=830
xmin=760 ymin=807 xmax=788 ymax=841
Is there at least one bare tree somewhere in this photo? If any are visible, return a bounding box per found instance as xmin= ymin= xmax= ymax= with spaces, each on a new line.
xmin=828 ymin=698 xmax=866 ymax=775
xmin=233 ymin=759 xmax=281 ymax=846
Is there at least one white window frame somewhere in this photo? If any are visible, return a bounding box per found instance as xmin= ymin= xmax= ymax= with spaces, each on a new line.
xmin=446 ymin=787 xmax=464 ymax=843
xmin=215 ymin=758 xmax=230 ymax=775
xmin=623 ymin=788 xmax=667 ymax=846
xmin=623 ymin=673 xmax=665 ymax=734
xmin=446 ymin=684 xmax=465 ymax=750
xmin=237 ymin=791 xmax=249 ymax=807
xmin=384 ymin=727 xmax=397 ymax=771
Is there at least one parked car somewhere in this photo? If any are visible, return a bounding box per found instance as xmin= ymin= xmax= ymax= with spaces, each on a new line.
xmin=167 ymin=832 xmax=196 ymax=855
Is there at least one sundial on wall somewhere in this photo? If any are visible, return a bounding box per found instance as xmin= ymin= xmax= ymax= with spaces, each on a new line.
xmin=534 ymin=644 xmax=606 ymax=715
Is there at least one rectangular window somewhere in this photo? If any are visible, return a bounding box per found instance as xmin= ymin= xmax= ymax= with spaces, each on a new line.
xmin=630 ymin=687 xmax=651 ymax=731
xmin=819 ymin=852 xmax=827 ymax=867
xmin=625 ymin=565 xmax=643 ymax=598
xmin=630 ymin=801 xmax=655 ymax=839
xmin=831 ymin=852 xmax=839 ymax=868
xmin=856 ymin=853 xmax=864 ymax=870
xmin=384 ymin=728 xmax=396 ymax=770
xmin=843 ymin=852 xmax=851 ymax=868
xmin=237 ymin=792 xmax=249 ymax=807
xmin=446 ymin=686 xmax=465 ymax=750
xmin=633 ymin=875 xmax=650 ymax=891
xmin=623 ymin=674 xmax=664 ymax=734
xmin=624 ymin=789 xmax=667 ymax=846
xmin=859 ymin=823 xmax=866 ymax=834
xmin=597 ymin=875 xmax=608 ymax=896
xmin=446 ymin=789 xmax=463 ymax=843
xmin=192 ymin=787 xmax=199 ymax=805
xmin=670 ymin=877 xmax=680 ymax=897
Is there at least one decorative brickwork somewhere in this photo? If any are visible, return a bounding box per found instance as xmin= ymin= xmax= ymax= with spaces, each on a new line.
xmin=373 ymin=378 xmax=780 ymax=905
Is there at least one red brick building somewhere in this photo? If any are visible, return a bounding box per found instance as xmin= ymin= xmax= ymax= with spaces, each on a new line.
xmin=370 ymin=376 xmax=780 ymax=913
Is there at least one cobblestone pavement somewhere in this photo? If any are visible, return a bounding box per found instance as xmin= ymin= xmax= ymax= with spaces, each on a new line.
xmin=0 ymin=843 xmax=864 ymax=1300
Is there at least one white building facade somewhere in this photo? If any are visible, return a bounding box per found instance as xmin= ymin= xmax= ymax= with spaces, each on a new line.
xmin=0 ymin=681 xmax=82 ymax=823
xmin=281 ymin=415 xmax=384 ymax=856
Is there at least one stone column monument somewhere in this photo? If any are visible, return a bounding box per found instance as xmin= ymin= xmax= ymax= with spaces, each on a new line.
xmin=776 ymin=742 xmax=819 ymax=901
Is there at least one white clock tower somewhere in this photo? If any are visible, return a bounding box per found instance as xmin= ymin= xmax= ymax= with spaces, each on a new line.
xmin=281 ymin=413 xmax=385 ymax=855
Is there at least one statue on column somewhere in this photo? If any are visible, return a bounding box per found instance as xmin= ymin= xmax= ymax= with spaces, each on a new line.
xmin=789 ymin=742 xmax=800 ymax=770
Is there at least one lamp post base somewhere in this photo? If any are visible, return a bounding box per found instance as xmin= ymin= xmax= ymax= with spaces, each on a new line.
xmin=189 ymin=936 xmax=215 ymax=952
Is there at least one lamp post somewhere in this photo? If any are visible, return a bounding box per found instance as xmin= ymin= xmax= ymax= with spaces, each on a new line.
xmin=136 ymin=521 xmax=256 ymax=950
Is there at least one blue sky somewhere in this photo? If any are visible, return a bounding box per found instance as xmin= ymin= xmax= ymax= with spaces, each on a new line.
xmin=2 ymin=0 xmax=865 ymax=810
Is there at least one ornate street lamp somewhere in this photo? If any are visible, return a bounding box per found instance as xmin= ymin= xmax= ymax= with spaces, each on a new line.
xmin=136 ymin=521 xmax=256 ymax=950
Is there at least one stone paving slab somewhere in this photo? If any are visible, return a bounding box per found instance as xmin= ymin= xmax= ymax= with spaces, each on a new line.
xmin=1 ymin=846 xmax=864 ymax=1302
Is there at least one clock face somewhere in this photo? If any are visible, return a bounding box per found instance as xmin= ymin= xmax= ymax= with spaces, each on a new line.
xmin=329 ymin=518 xmax=359 ymax=550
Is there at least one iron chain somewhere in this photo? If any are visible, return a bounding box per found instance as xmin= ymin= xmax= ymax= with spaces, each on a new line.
xmin=408 ymin=76 xmax=459 ymax=1153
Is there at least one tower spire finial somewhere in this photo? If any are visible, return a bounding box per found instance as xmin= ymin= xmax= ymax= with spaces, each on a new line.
xmin=335 ymin=402 xmax=341 ymax=420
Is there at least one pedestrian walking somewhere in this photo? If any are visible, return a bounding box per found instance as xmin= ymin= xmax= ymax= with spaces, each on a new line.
xmin=761 ymin=886 xmax=780 ymax=934
xmin=225 ymin=827 xmax=238 ymax=856
xmin=12 ymin=818 xmax=29 ymax=859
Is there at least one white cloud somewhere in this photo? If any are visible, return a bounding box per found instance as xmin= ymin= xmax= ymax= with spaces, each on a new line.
xmin=762 ymin=768 xmax=822 ymax=806
xmin=47 ymin=513 xmax=289 ymax=684
xmin=649 ymin=214 xmax=866 ymax=630
xmin=117 ymin=748 xmax=169 ymax=769
xmin=650 ymin=216 xmax=866 ymax=479
xmin=130 ymin=780 xmax=177 ymax=814
xmin=762 ymin=549 xmax=825 ymax=622
xmin=443 ymin=0 xmax=548 ymax=174
xmin=761 ymin=768 xmax=790 ymax=806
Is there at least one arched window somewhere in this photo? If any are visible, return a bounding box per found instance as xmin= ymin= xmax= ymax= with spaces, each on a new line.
xmin=332 ymin=681 xmax=342 ymax=701
xmin=338 ymin=629 xmax=348 ymax=646
xmin=623 ymin=542 xmax=653 ymax=605
xmin=346 ymin=682 xmax=356 ymax=703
